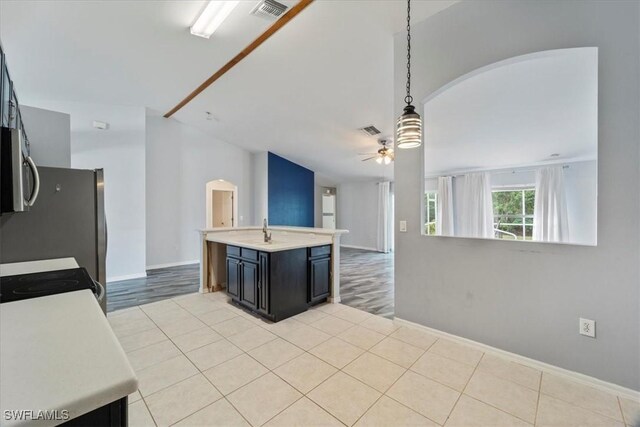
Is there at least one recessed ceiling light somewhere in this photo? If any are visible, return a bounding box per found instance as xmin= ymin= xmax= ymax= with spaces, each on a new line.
xmin=191 ymin=1 xmax=240 ymax=39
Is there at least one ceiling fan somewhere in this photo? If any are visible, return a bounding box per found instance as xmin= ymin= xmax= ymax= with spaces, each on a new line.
xmin=360 ymin=139 xmax=395 ymax=165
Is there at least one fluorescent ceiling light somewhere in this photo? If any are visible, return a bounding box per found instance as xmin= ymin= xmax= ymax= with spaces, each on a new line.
xmin=190 ymin=1 xmax=240 ymax=39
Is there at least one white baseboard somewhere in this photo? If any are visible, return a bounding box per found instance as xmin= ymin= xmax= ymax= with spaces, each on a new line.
xmin=107 ymin=272 xmax=147 ymax=283
xmin=340 ymin=244 xmax=380 ymax=252
xmin=394 ymin=317 xmax=640 ymax=401
xmin=146 ymin=260 xmax=200 ymax=270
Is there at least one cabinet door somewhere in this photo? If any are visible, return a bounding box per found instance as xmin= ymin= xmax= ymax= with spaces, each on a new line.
xmin=257 ymin=253 xmax=269 ymax=314
xmin=240 ymin=261 xmax=258 ymax=308
xmin=226 ymin=257 xmax=240 ymax=298
xmin=309 ymin=257 xmax=330 ymax=302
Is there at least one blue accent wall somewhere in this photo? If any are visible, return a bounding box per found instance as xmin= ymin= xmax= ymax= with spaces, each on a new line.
xmin=268 ymin=152 xmax=314 ymax=227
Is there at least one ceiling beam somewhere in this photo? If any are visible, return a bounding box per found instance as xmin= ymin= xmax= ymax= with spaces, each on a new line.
xmin=164 ymin=0 xmax=314 ymax=118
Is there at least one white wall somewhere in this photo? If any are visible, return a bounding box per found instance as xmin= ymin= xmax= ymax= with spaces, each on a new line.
xmin=337 ymin=181 xmax=379 ymax=250
xmin=563 ymin=161 xmax=598 ymax=246
xmin=394 ymin=0 xmax=639 ymax=390
xmin=31 ymin=100 xmax=147 ymax=281
xmin=252 ymin=152 xmax=268 ymax=226
xmin=21 ymin=105 xmax=71 ymax=168
xmin=145 ymin=110 xmax=253 ymax=268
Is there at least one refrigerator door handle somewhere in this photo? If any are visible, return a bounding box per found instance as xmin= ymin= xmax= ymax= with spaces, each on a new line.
xmin=92 ymin=279 xmax=105 ymax=304
xmin=24 ymin=155 xmax=39 ymax=207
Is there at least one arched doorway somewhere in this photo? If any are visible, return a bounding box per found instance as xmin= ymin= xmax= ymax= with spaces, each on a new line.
xmin=206 ymin=180 xmax=238 ymax=228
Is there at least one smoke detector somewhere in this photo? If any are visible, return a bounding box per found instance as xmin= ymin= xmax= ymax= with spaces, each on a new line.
xmin=359 ymin=125 xmax=381 ymax=136
xmin=250 ymin=0 xmax=288 ymax=21
xmin=92 ymin=120 xmax=109 ymax=130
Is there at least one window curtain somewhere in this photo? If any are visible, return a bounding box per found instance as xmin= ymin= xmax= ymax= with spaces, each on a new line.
xmin=458 ymin=172 xmax=494 ymax=238
xmin=533 ymin=166 xmax=569 ymax=242
xmin=436 ymin=176 xmax=455 ymax=236
xmin=376 ymin=181 xmax=391 ymax=253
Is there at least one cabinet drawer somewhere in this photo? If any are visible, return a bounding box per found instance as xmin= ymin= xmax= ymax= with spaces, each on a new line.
xmin=227 ymin=245 xmax=240 ymax=257
xmin=309 ymin=245 xmax=331 ymax=258
xmin=241 ymin=247 xmax=259 ymax=261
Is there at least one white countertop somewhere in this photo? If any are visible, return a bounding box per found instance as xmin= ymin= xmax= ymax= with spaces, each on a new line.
xmin=205 ymin=229 xmax=335 ymax=252
xmin=0 ymin=258 xmax=80 ymax=277
xmin=0 ymin=290 xmax=137 ymax=426
xmin=200 ymin=226 xmax=349 ymax=236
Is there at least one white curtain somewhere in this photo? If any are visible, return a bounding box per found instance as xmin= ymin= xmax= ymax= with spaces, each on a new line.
xmin=458 ymin=172 xmax=494 ymax=238
xmin=376 ymin=181 xmax=391 ymax=253
xmin=436 ymin=176 xmax=455 ymax=236
xmin=533 ymin=166 xmax=569 ymax=242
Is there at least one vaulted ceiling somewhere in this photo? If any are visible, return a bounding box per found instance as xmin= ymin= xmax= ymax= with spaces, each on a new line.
xmin=0 ymin=0 xmax=455 ymax=181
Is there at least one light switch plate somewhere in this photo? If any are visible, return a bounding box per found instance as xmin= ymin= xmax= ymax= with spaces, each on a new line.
xmin=399 ymin=220 xmax=407 ymax=232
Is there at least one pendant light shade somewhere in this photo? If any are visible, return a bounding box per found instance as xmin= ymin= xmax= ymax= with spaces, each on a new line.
xmin=396 ymin=0 xmax=422 ymax=149
xmin=396 ymin=105 xmax=422 ymax=149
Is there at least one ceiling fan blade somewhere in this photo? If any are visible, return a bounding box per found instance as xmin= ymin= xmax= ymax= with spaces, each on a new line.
xmin=358 ymin=152 xmax=378 ymax=155
xmin=361 ymin=156 xmax=378 ymax=161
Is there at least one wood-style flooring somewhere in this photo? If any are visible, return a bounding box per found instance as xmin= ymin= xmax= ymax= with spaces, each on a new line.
xmin=107 ymin=264 xmax=199 ymax=312
xmin=107 ymin=248 xmax=394 ymax=316
xmin=339 ymin=247 xmax=394 ymax=318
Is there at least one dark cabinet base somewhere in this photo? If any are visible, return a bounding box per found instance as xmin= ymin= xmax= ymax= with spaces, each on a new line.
xmin=226 ymin=245 xmax=331 ymax=322
xmin=62 ymin=396 xmax=127 ymax=427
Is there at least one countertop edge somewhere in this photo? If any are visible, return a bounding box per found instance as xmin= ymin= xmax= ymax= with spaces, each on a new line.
xmin=199 ymin=226 xmax=349 ymax=236
xmin=204 ymin=236 xmax=333 ymax=252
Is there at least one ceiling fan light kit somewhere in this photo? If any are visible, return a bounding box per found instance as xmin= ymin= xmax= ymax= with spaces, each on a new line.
xmin=396 ymin=0 xmax=423 ymax=149
xmin=361 ymin=139 xmax=395 ymax=165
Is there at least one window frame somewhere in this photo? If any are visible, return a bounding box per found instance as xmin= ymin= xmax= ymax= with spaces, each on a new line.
xmin=424 ymin=191 xmax=438 ymax=235
xmin=491 ymin=186 xmax=535 ymax=240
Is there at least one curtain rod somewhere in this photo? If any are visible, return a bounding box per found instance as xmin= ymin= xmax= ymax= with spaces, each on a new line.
xmin=425 ymin=164 xmax=570 ymax=180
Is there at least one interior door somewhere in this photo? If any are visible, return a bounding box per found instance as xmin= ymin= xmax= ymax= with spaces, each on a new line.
xmin=221 ymin=191 xmax=233 ymax=226
xmin=212 ymin=190 xmax=234 ymax=227
xmin=322 ymin=194 xmax=336 ymax=229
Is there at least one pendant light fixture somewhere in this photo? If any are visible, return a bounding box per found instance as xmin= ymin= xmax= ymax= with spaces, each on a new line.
xmin=396 ymin=0 xmax=422 ymax=149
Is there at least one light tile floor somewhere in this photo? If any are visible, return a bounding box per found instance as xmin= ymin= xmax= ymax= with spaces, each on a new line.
xmin=108 ymin=292 xmax=640 ymax=427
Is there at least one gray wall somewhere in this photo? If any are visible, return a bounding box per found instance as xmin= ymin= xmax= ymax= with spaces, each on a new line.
xmin=393 ymin=0 xmax=639 ymax=390
xmin=21 ymin=105 xmax=70 ymax=168
xmin=145 ymin=110 xmax=253 ymax=268
xmin=338 ymin=181 xmax=379 ymax=250
xmin=32 ymin=100 xmax=147 ymax=281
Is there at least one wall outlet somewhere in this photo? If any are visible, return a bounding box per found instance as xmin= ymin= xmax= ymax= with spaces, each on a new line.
xmin=399 ymin=220 xmax=407 ymax=232
xmin=579 ymin=318 xmax=596 ymax=338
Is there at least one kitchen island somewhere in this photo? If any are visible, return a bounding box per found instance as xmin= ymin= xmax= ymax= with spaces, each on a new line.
xmin=199 ymin=227 xmax=348 ymax=321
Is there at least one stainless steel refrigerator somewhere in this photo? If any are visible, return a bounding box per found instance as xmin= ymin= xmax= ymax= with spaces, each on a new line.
xmin=0 ymin=166 xmax=107 ymax=311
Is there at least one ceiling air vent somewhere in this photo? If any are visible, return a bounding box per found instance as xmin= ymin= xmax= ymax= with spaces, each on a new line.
xmin=250 ymin=0 xmax=288 ymax=21
xmin=360 ymin=125 xmax=381 ymax=136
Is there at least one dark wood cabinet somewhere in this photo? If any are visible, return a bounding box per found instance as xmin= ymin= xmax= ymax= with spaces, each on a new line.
xmin=226 ymin=257 xmax=240 ymax=298
xmin=309 ymin=257 xmax=331 ymax=303
xmin=240 ymin=260 xmax=258 ymax=308
xmin=308 ymin=246 xmax=331 ymax=305
xmin=258 ymin=253 xmax=270 ymax=315
xmin=226 ymin=245 xmax=309 ymax=321
xmin=62 ymin=396 xmax=127 ymax=426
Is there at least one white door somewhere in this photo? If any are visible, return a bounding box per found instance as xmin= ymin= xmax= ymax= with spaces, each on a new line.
xmin=322 ymin=194 xmax=336 ymax=229
xmin=212 ymin=190 xmax=234 ymax=227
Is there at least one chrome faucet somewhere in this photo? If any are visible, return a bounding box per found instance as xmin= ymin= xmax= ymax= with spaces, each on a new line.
xmin=262 ymin=218 xmax=272 ymax=243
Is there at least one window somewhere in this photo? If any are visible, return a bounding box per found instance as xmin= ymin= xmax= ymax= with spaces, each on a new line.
xmin=424 ymin=191 xmax=438 ymax=235
xmin=492 ymin=188 xmax=535 ymax=240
